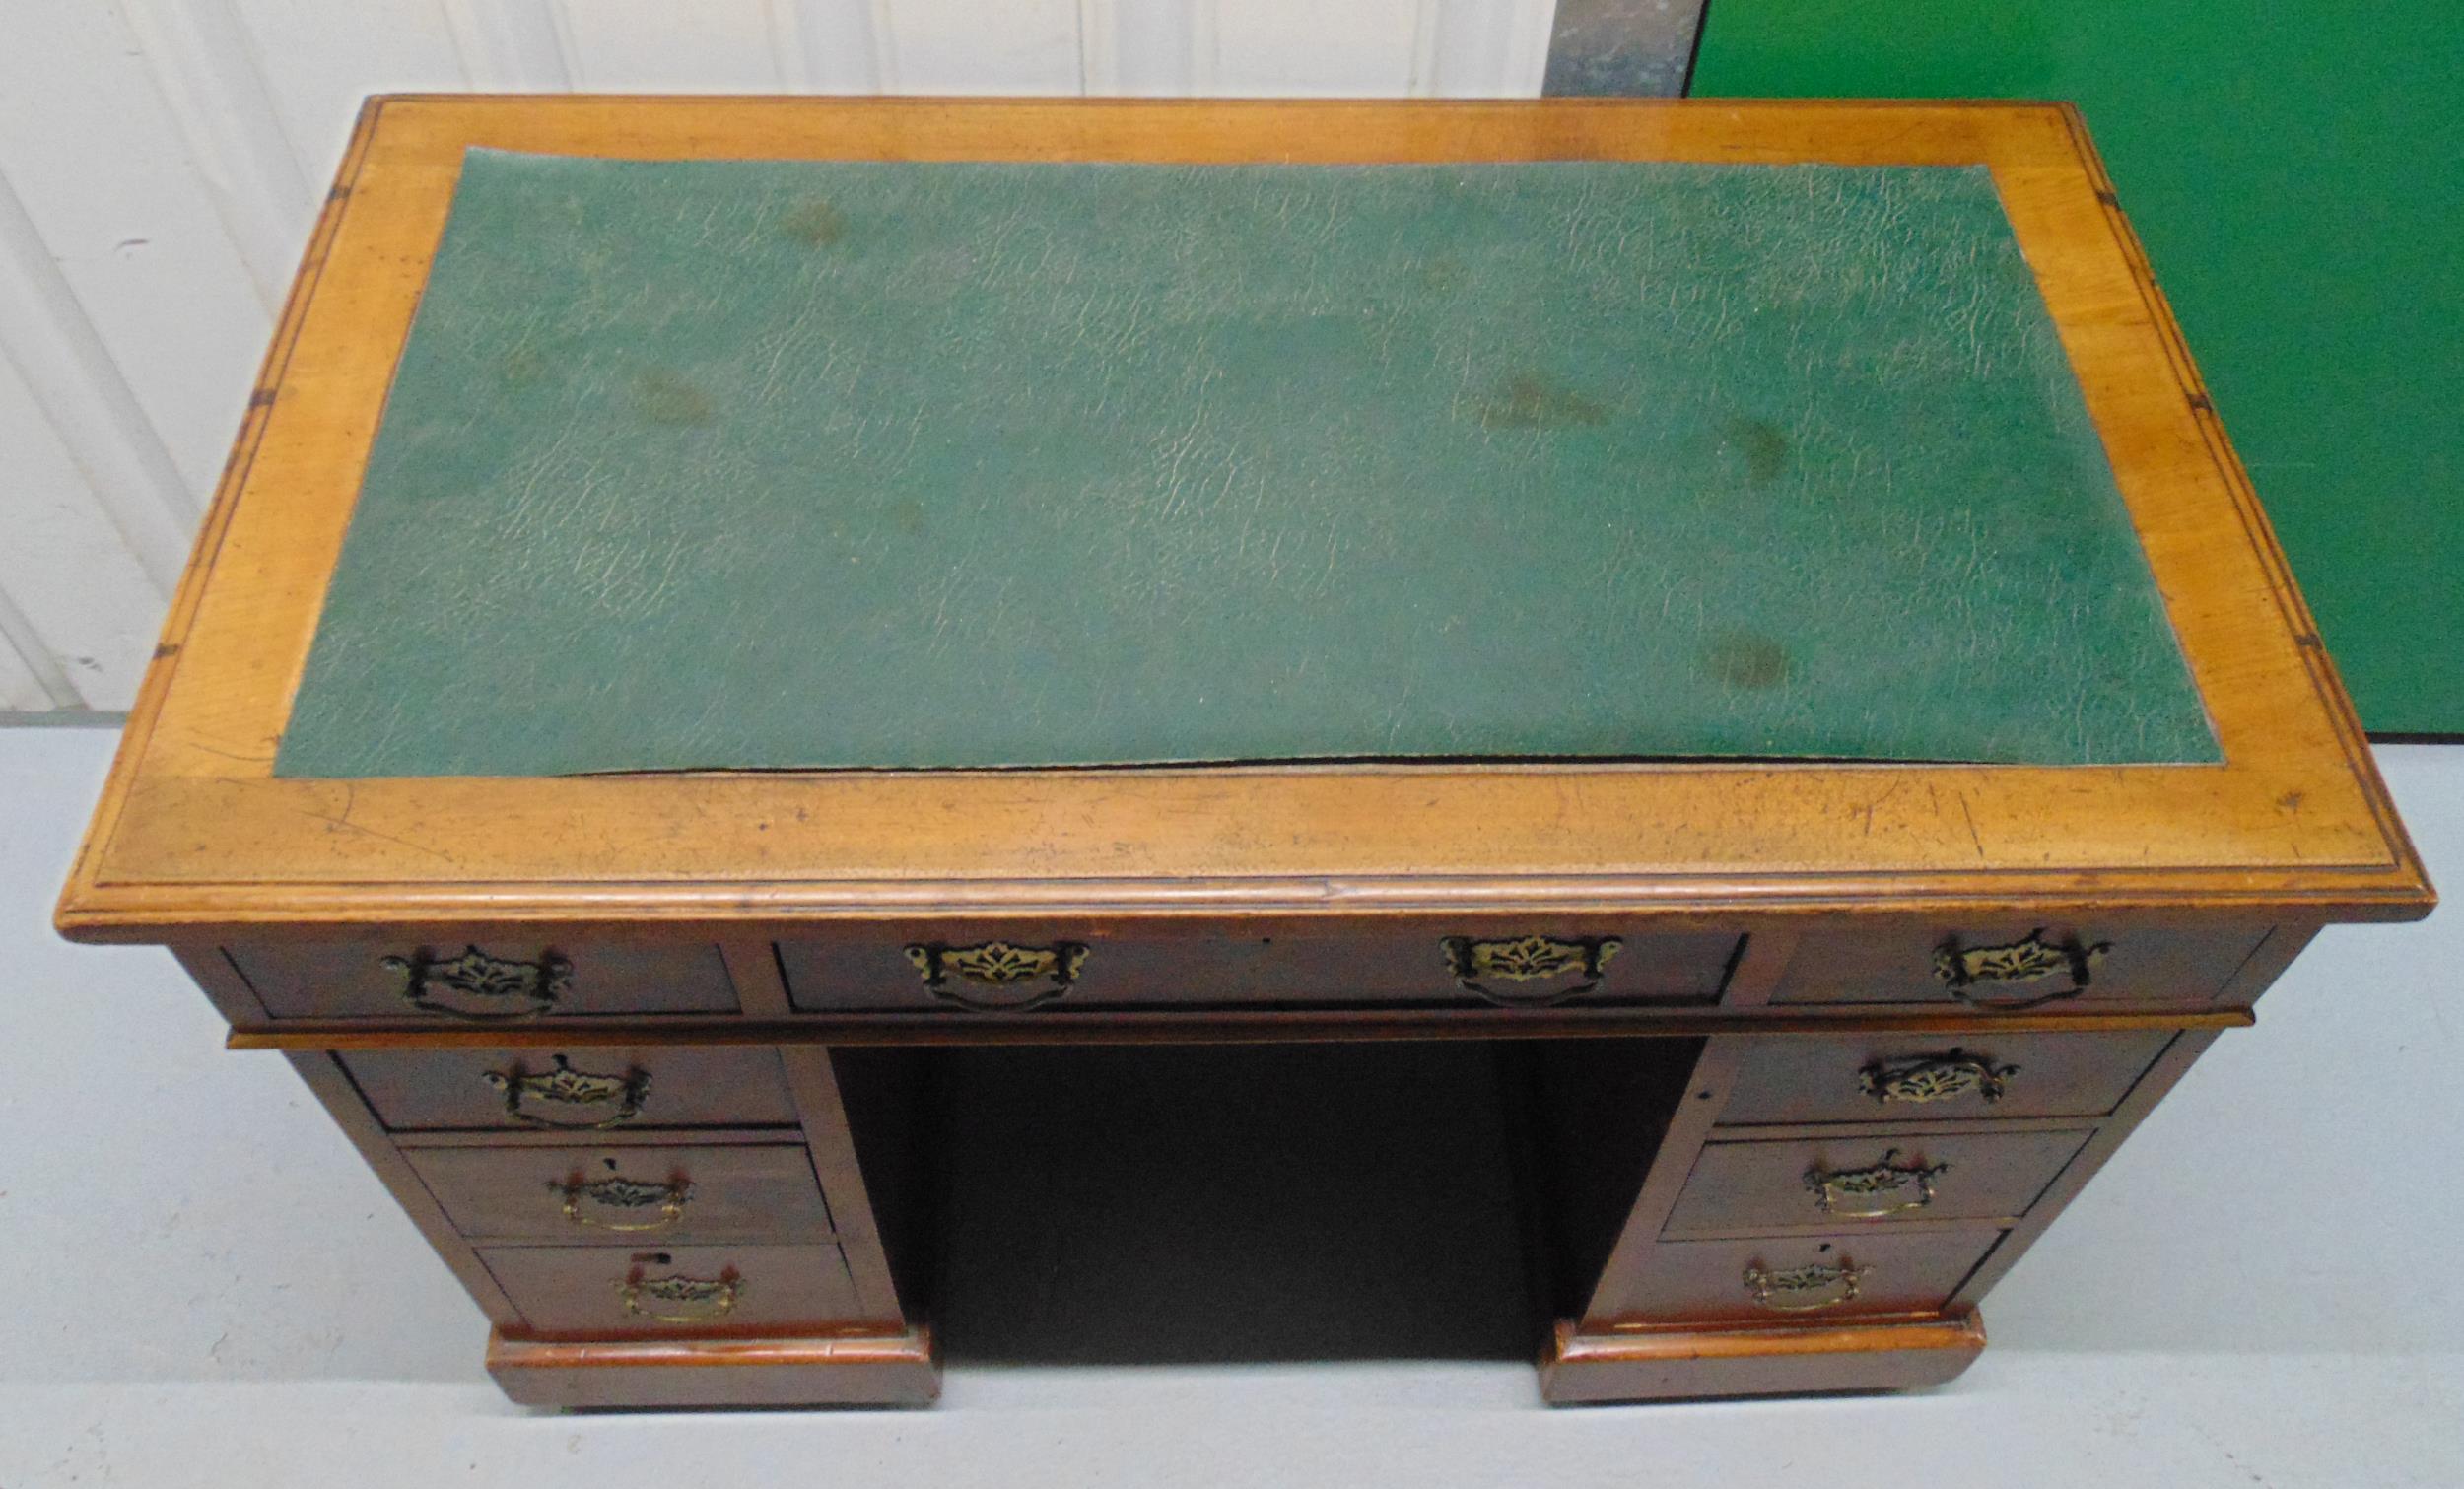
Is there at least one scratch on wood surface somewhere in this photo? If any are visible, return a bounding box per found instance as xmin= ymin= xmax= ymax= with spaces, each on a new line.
xmin=293 ymin=783 xmax=458 ymax=865
xmin=1954 ymin=791 xmax=1985 ymax=858
xmin=1854 ymin=780 xmax=1903 ymax=836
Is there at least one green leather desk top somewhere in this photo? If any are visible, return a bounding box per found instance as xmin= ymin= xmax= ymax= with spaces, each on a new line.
xmin=273 ymin=149 xmax=2216 ymax=778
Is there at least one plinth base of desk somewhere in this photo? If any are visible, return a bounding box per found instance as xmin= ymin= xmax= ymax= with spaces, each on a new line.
xmin=487 ymin=1326 xmax=940 ymax=1409
xmin=1540 ymin=1312 xmax=1986 ymax=1404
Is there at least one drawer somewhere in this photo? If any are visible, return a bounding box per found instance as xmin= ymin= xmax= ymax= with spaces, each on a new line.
xmin=1663 ymin=1129 xmax=2094 ymax=1234
xmin=1593 ymin=1229 xmax=2003 ymax=1323
xmin=482 ymin=1244 xmax=859 ymax=1337
xmin=1719 ymin=1031 xmax=2175 ymax=1125
xmin=781 ymin=926 xmax=1739 ymax=1012
xmin=405 ymin=1142 xmax=832 ymax=1244
xmin=228 ymin=940 xmax=738 ymax=1020
xmin=339 ymin=1048 xmax=799 ymax=1132
xmin=1769 ymin=921 xmax=2269 ymax=1008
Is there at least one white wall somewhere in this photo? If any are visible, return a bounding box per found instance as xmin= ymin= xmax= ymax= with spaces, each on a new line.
xmin=0 ymin=0 xmax=1557 ymax=715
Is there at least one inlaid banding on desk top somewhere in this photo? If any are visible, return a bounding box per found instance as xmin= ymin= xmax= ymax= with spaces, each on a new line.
xmin=272 ymin=149 xmax=2218 ymax=778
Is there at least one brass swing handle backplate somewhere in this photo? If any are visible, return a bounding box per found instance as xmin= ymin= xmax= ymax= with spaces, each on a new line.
xmin=1933 ymin=929 xmax=2111 ymax=1009
xmin=1806 ymin=1148 xmax=1950 ymax=1218
xmin=616 ymin=1271 xmax=740 ymax=1323
xmin=904 ymin=940 xmax=1091 ymax=1012
xmin=1857 ymin=1049 xmax=2019 ymax=1106
xmin=1744 ymin=1260 xmax=1873 ymax=1313
xmin=1440 ymin=935 xmax=1622 ymax=1006
xmin=553 ymin=1175 xmax=696 ymax=1233
xmin=482 ymin=1054 xmax=651 ymax=1129
xmin=382 ymin=945 xmax=571 ymax=1021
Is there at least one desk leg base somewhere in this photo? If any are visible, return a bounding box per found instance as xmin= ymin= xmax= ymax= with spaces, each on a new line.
xmin=486 ymin=1325 xmax=940 ymax=1409
xmin=1539 ymin=1312 xmax=1986 ymax=1404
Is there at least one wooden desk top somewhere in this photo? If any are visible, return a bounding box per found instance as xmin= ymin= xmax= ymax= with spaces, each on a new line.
xmin=55 ymin=98 xmax=2430 ymax=937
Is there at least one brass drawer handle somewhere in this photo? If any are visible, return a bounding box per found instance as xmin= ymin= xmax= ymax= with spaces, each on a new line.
xmin=1934 ymin=929 xmax=2109 ymax=1010
xmin=1806 ymin=1148 xmax=1950 ymax=1218
xmin=616 ymin=1269 xmax=739 ymax=1323
xmin=904 ymin=940 xmax=1089 ymax=1012
xmin=553 ymin=1175 xmax=695 ymax=1233
xmin=481 ymin=1054 xmax=651 ymax=1128
xmin=1439 ymin=935 xmax=1622 ymax=1006
xmin=381 ymin=945 xmax=570 ymax=1021
xmin=1744 ymin=1260 xmax=1872 ymax=1313
xmin=1858 ymin=1049 xmax=2019 ymax=1106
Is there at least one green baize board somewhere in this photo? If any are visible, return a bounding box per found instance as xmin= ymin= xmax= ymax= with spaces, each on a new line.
xmin=275 ymin=150 xmax=2216 ymax=778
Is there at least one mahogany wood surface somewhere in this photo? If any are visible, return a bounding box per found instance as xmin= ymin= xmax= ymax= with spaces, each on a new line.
xmin=1540 ymin=1313 xmax=1986 ymax=1403
xmin=1768 ymin=919 xmax=2266 ymax=1006
xmin=779 ymin=925 xmax=1739 ymax=1011
xmin=1716 ymin=1028 xmax=2175 ymax=1124
xmin=481 ymin=1243 xmax=862 ymax=1338
xmin=486 ymin=1326 xmax=940 ymax=1408
xmin=778 ymin=1047 xmax=914 ymax=1330
xmin=224 ymin=1005 xmax=2256 ymax=1050
xmin=1591 ymin=1228 xmax=2006 ymax=1322
xmin=403 ymin=1141 xmax=834 ymax=1245
xmin=231 ymin=938 xmax=739 ymax=1019
xmin=339 ymin=1047 xmax=801 ymax=1131
xmin=1662 ymin=1128 xmax=2094 ymax=1235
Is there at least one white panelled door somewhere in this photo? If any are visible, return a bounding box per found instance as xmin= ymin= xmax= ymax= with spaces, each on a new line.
xmin=0 ymin=0 xmax=1553 ymax=714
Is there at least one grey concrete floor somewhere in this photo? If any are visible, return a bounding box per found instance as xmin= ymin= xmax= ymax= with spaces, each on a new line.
xmin=3 ymin=726 xmax=2459 ymax=1486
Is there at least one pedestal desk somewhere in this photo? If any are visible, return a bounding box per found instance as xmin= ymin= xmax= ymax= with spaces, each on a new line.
xmin=57 ymin=97 xmax=2430 ymax=1408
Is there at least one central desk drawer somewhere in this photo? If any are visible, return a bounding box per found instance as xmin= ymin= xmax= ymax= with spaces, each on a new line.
xmin=482 ymin=1243 xmax=859 ymax=1337
xmin=340 ymin=1048 xmax=799 ymax=1132
xmin=1718 ymin=1031 xmax=2175 ymax=1125
xmin=1664 ymin=1129 xmax=2094 ymax=1234
xmin=405 ymin=1142 xmax=832 ymax=1244
xmin=780 ymin=927 xmax=1739 ymax=1012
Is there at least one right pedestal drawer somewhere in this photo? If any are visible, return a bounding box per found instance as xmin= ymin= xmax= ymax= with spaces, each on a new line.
xmin=1664 ymin=1128 xmax=2094 ymax=1234
xmin=1592 ymin=1229 xmax=2006 ymax=1324
xmin=1718 ymin=1031 xmax=2176 ymax=1125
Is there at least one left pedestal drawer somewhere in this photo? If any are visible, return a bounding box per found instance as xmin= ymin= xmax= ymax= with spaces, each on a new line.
xmin=406 ymin=1142 xmax=833 ymax=1244
xmin=340 ymin=1048 xmax=800 ymax=1131
xmin=482 ymin=1244 xmax=861 ymax=1337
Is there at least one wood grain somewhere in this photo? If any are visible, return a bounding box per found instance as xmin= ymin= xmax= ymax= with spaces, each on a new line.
xmin=1661 ymin=1127 xmax=2093 ymax=1235
xmin=486 ymin=1324 xmax=939 ymax=1407
xmin=51 ymin=98 xmax=2431 ymax=939
xmin=223 ymin=1004 xmax=2257 ymax=1050
xmin=1715 ymin=1028 xmax=2174 ymax=1125
xmin=480 ymin=1241 xmax=862 ymax=1337
xmin=1540 ymin=1312 xmax=1984 ymax=1403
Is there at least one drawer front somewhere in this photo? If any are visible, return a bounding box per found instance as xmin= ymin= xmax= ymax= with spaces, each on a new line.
xmin=781 ymin=927 xmax=1738 ymax=1012
xmin=1770 ymin=922 xmax=2269 ymax=1008
xmin=340 ymin=1048 xmax=799 ymax=1132
xmin=1595 ymin=1230 xmax=2003 ymax=1323
xmin=405 ymin=1142 xmax=831 ymax=1244
xmin=1719 ymin=1031 xmax=2175 ymax=1125
xmin=1664 ymin=1129 xmax=2094 ymax=1234
xmin=230 ymin=940 xmax=739 ymax=1020
xmin=482 ymin=1244 xmax=858 ymax=1336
